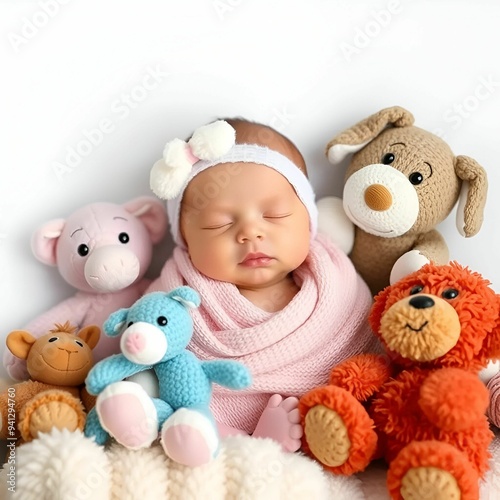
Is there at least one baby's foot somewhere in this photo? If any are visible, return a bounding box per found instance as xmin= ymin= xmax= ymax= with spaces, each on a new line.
xmin=161 ymin=408 xmax=219 ymax=467
xmin=252 ymin=394 xmax=303 ymax=452
xmin=96 ymin=381 xmax=158 ymax=449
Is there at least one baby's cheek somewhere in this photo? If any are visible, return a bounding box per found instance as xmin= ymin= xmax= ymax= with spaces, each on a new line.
xmin=190 ymin=244 xmax=228 ymax=280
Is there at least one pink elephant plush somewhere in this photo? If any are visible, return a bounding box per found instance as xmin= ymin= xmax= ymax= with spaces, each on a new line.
xmin=4 ymin=196 xmax=168 ymax=381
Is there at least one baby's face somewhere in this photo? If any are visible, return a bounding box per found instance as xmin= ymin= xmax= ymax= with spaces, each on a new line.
xmin=180 ymin=163 xmax=310 ymax=290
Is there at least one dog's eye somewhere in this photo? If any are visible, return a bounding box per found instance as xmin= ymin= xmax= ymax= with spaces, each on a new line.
xmin=442 ymin=288 xmax=459 ymax=300
xmin=381 ymin=153 xmax=395 ymax=164
xmin=48 ymin=337 xmax=59 ymax=342
xmin=409 ymin=172 xmax=424 ymax=185
xmin=410 ymin=285 xmax=424 ymax=295
xmin=157 ymin=316 xmax=168 ymax=326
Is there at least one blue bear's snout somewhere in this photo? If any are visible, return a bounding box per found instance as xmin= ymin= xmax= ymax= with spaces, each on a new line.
xmin=120 ymin=321 xmax=168 ymax=365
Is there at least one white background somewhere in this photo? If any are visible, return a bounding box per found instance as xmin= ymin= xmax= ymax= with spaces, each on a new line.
xmin=1 ymin=0 xmax=499 ymax=380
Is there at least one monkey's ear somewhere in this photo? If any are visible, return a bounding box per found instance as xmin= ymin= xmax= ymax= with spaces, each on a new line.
xmin=77 ymin=325 xmax=101 ymax=350
xmin=6 ymin=330 xmax=37 ymax=360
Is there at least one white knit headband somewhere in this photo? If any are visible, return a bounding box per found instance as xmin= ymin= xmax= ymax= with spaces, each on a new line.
xmin=150 ymin=120 xmax=318 ymax=247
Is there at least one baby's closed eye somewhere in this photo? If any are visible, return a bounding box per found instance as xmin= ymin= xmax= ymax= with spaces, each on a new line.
xmin=264 ymin=212 xmax=292 ymax=219
xmin=201 ymin=221 xmax=233 ymax=230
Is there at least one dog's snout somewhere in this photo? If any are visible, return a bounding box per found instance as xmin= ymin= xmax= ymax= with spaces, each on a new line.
xmin=409 ymin=296 xmax=435 ymax=309
xmin=364 ymin=184 xmax=392 ymax=211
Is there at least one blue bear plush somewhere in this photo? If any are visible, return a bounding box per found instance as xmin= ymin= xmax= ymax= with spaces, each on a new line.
xmin=84 ymin=286 xmax=251 ymax=467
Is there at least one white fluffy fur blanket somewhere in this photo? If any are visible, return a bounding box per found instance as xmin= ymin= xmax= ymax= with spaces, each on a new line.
xmin=1 ymin=430 xmax=500 ymax=499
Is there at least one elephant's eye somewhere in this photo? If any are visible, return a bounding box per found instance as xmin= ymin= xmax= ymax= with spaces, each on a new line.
xmin=157 ymin=316 xmax=168 ymax=326
xmin=442 ymin=288 xmax=459 ymax=300
xmin=127 ymin=322 xmax=133 ymax=327
xmin=381 ymin=153 xmax=395 ymax=164
xmin=77 ymin=244 xmax=89 ymax=256
xmin=410 ymin=285 xmax=424 ymax=295
xmin=118 ymin=232 xmax=129 ymax=244
xmin=48 ymin=337 xmax=58 ymax=342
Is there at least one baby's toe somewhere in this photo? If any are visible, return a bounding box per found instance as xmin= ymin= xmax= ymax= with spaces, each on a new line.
xmin=280 ymin=396 xmax=299 ymax=412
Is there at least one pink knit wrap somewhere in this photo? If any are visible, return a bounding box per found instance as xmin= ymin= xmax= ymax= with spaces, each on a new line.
xmin=147 ymin=234 xmax=377 ymax=433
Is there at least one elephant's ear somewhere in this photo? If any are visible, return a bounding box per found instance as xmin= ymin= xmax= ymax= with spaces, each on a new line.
xmin=326 ymin=106 xmax=414 ymax=164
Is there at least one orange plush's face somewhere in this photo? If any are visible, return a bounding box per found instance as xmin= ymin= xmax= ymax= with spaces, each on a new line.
xmin=27 ymin=331 xmax=95 ymax=386
xmin=370 ymin=263 xmax=500 ymax=371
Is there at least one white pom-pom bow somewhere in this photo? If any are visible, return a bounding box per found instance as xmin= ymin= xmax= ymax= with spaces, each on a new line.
xmin=150 ymin=120 xmax=236 ymax=200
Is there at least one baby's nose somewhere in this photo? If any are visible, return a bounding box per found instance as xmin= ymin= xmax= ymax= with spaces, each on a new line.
xmin=237 ymin=222 xmax=264 ymax=243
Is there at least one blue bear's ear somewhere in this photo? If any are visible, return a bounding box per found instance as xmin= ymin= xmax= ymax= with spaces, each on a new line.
xmin=103 ymin=308 xmax=129 ymax=337
xmin=169 ymin=286 xmax=201 ymax=309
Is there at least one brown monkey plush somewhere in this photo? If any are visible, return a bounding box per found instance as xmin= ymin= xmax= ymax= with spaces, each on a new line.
xmin=0 ymin=322 xmax=100 ymax=442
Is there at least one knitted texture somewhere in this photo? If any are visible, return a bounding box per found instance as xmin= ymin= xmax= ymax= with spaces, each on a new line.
xmin=454 ymin=155 xmax=489 ymax=236
xmin=147 ymin=233 xmax=377 ymax=433
xmin=325 ymin=105 xmax=414 ymax=157
xmin=84 ymin=288 xmax=251 ymax=448
xmin=298 ymin=263 xmax=499 ymax=498
xmin=487 ymin=374 xmax=500 ymax=427
xmin=321 ymin=106 xmax=488 ymax=296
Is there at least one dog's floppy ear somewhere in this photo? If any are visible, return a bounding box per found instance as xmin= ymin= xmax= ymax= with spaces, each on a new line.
xmin=326 ymin=106 xmax=414 ymax=165
xmin=454 ymin=155 xmax=488 ymax=237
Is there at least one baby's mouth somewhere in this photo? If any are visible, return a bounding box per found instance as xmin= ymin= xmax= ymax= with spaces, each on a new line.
xmin=240 ymin=252 xmax=274 ymax=267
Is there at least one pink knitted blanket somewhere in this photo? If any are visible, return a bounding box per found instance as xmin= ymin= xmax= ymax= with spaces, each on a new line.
xmin=147 ymin=234 xmax=378 ymax=433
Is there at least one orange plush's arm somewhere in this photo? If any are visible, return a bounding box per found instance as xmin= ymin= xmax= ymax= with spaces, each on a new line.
xmin=419 ymin=368 xmax=489 ymax=432
xmin=329 ymin=354 xmax=393 ymax=401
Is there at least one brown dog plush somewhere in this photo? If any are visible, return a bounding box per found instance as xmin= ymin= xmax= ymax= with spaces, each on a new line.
xmin=299 ymin=262 xmax=500 ymax=499
xmin=0 ymin=322 xmax=100 ymax=442
xmin=318 ymin=106 xmax=488 ymax=295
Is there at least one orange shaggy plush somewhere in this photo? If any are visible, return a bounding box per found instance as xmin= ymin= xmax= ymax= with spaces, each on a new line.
xmin=0 ymin=322 xmax=100 ymax=442
xmin=299 ymin=262 xmax=500 ymax=500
